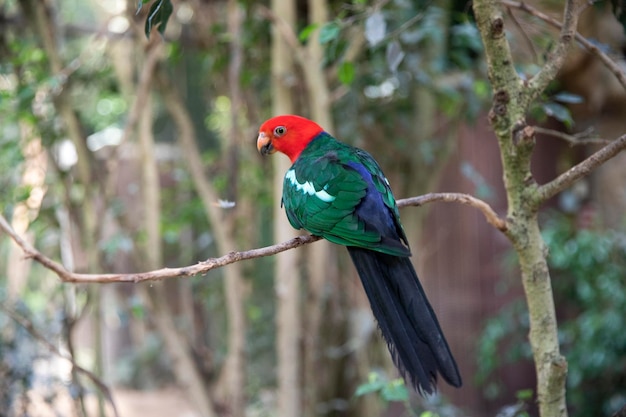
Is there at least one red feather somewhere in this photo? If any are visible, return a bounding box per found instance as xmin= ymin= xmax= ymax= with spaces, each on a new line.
xmin=258 ymin=115 xmax=324 ymax=163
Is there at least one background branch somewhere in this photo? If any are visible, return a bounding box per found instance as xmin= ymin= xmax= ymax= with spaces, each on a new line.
xmin=502 ymin=0 xmax=626 ymax=91
xmin=533 ymin=126 xmax=609 ymax=146
xmin=522 ymin=0 xmax=583 ymax=107
xmin=402 ymin=192 xmax=507 ymax=231
xmin=535 ymin=133 xmax=626 ymax=203
xmin=1 ymin=306 xmax=120 ymax=417
xmin=256 ymin=5 xmax=307 ymax=69
xmin=118 ymin=38 xmax=164 ymax=146
xmin=0 ymin=193 xmax=504 ymax=284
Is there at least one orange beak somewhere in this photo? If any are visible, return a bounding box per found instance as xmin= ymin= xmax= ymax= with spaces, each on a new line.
xmin=257 ymin=132 xmax=275 ymax=155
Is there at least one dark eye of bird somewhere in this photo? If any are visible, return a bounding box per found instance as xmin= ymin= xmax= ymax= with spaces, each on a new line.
xmin=274 ymin=126 xmax=286 ymax=137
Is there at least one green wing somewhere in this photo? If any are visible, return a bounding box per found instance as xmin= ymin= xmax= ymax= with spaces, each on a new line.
xmin=281 ymin=134 xmax=408 ymax=256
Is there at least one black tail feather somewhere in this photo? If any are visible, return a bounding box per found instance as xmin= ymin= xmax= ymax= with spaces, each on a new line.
xmin=347 ymin=247 xmax=462 ymax=395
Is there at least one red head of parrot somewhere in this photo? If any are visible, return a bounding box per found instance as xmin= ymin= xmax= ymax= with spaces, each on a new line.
xmin=257 ymin=114 xmax=324 ymax=163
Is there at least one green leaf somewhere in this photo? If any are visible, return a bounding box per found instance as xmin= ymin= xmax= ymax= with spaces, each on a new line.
xmin=299 ymin=23 xmax=319 ymax=43
xmin=516 ymin=388 xmax=534 ymax=401
xmin=365 ymin=10 xmax=386 ymax=46
xmin=355 ymin=373 xmax=409 ymax=402
xmin=355 ymin=372 xmax=386 ymax=396
xmin=381 ymin=378 xmax=409 ymax=402
xmin=386 ymin=40 xmax=405 ymax=73
xmin=12 ymin=185 xmax=32 ymax=203
xmin=130 ymin=296 xmax=145 ymax=319
xmin=136 ymin=0 xmax=153 ymax=14
xmin=318 ymin=22 xmax=341 ymax=44
xmin=542 ymin=102 xmax=574 ymax=128
xmin=354 ymin=381 xmax=383 ymax=396
xmin=553 ymin=92 xmax=583 ymax=104
xmin=144 ymin=0 xmax=174 ymax=39
xmin=338 ymin=61 xmax=355 ymax=85
xmin=473 ymin=79 xmax=490 ymax=100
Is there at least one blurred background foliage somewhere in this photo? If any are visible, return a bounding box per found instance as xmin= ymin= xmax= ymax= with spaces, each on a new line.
xmin=0 ymin=0 xmax=625 ymax=416
xmin=477 ymin=212 xmax=626 ymax=417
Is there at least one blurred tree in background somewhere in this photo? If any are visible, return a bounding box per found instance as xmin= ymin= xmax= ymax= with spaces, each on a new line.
xmin=0 ymin=0 xmax=625 ymax=417
xmin=478 ymin=212 xmax=626 ymax=417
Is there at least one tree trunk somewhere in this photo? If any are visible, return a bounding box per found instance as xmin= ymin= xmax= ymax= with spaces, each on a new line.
xmin=156 ymin=64 xmax=251 ymax=415
xmin=218 ymin=1 xmax=248 ymax=415
xmin=6 ymin=131 xmax=47 ymax=299
xmin=18 ymin=1 xmax=103 ymax=414
xmin=301 ymin=1 xmax=336 ymax=414
xmin=135 ymin=58 xmax=218 ymax=417
xmin=270 ymin=0 xmax=302 ymax=416
xmin=472 ymin=0 xmax=581 ymax=415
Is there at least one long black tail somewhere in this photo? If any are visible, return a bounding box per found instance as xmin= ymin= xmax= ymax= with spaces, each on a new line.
xmin=347 ymin=247 xmax=462 ymax=395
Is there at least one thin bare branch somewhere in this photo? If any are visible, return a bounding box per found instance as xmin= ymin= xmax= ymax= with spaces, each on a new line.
xmin=0 ymin=210 xmax=320 ymax=283
xmin=401 ymin=192 xmax=508 ymax=232
xmin=536 ymin=133 xmax=626 ymax=203
xmin=118 ymin=39 xmax=163 ymax=146
xmin=0 ymin=193 xmax=504 ymax=284
xmin=381 ymin=9 xmax=426 ymax=42
xmin=1 ymin=306 xmax=120 ymax=417
xmin=533 ymin=126 xmax=610 ymax=146
xmin=256 ymin=5 xmax=308 ymax=69
xmin=505 ymin=5 xmax=538 ymax=64
xmin=502 ymin=0 xmax=626 ymax=91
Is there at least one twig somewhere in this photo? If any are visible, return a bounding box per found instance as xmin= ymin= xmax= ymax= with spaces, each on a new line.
xmin=256 ymin=5 xmax=308 ymax=69
xmin=118 ymin=38 xmax=164 ymax=146
xmin=1 ymin=307 xmax=120 ymax=417
xmin=0 ymin=193 xmax=505 ymax=284
xmin=522 ymin=0 xmax=584 ymax=106
xmin=536 ymin=133 xmax=626 ymax=203
xmin=502 ymin=0 xmax=626 ymax=91
xmin=105 ymin=38 xmax=164 ymax=209
xmin=505 ymin=5 xmax=538 ymax=64
xmin=533 ymin=126 xmax=610 ymax=146
xmin=380 ymin=9 xmax=426 ymax=43
xmin=402 ymin=192 xmax=508 ymax=232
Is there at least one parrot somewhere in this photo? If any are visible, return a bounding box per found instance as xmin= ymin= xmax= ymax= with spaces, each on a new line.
xmin=256 ymin=114 xmax=462 ymax=395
